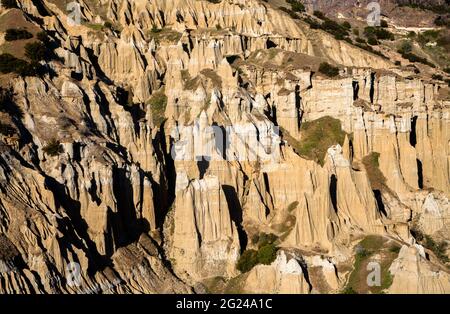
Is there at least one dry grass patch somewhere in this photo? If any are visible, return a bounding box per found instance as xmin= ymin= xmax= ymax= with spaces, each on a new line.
xmin=362 ymin=152 xmax=387 ymax=190
xmin=0 ymin=9 xmax=41 ymax=59
xmin=342 ymin=235 xmax=400 ymax=294
xmin=284 ymin=116 xmax=347 ymax=166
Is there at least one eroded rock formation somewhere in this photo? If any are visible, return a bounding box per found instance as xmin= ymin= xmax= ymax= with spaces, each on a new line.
xmin=0 ymin=0 xmax=449 ymax=294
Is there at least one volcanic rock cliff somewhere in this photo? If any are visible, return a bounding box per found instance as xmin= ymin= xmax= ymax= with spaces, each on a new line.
xmin=0 ymin=0 xmax=449 ymax=294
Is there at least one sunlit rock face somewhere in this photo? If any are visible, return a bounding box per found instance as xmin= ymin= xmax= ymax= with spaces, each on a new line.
xmin=0 ymin=0 xmax=448 ymax=294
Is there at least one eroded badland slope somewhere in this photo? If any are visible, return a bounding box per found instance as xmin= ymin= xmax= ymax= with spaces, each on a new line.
xmin=0 ymin=0 xmax=449 ymax=294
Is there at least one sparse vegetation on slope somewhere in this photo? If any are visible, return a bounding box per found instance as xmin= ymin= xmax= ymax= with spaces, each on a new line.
xmin=293 ymin=116 xmax=347 ymax=166
xmin=0 ymin=86 xmax=22 ymax=118
xmin=0 ymin=122 xmax=15 ymax=136
xmin=4 ymin=28 xmax=33 ymax=41
xmin=148 ymin=91 xmax=168 ymax=126
xmin=0 ymin=53 xmax=39 ymax=76
xmin=236 ymin=233 xmax=279 ymax=273
xmin=1 ymin=0 xmax=17 ymax=9
xmin=43 ymin=139 xmax=63 ymax=157
xmin=342 ymin=235 xmax=399 ymax=294
xmin=318 ymin=62 xmax=339 ymax=77
xmin=411 ymin=223 xmax=449 ymax=265
xmin=362 ymin=152 xmax=387 ymax=190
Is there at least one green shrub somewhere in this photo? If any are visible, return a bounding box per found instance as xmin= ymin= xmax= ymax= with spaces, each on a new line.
xmin=380 ymin=20 xmax=388 ymax=28
xmin=341 ymin=286 xmax=358 ymax=294
xmin=342 ymin=21 xmax=351 ymax=30
xmin=356 ymin=247 xmax=370 ymax=258
xmin=43 ymin=139 xmax=63 ymax=156
xmin=364 ymin=26 xmax=394 ymax=40
xmin=389 ymin=245 xmax=401 ymax=254
xmin=256 ymin=233 xmax=278 ymax=248
xmin=278 ymin=6 xmax=300 ymax=19
xmin=355 ymin=43 xmax=387 ymax=58
xmin=236 ymin=249 xmax=258 ymax=273
xmin=399 ymin=3 xmax=450 ymax=15
xmin=287 ymin=0 xmax=305 ymax=12
xmin=0 ymin=86 xmax=14 ymax=106
xmin=408 ymin=31 xmax=416 ymax=38
xmin=237 ymin=233 xmax=279 ymax=273
xmin=1 ymin=0 xmax=17 ymax=9
xmin=402 ymin=52 xmax=435 ymax=67
xmin=0 ymin=122 xmax=15 ymax=136
xmin=432 ymin=74 xmax=443 ymax=80
xmin=257 ymin=244 xmax=278 ymax=265
xmin=318 ymin=62 xmax=339 ymax=77
xmin=376 ymin=28 xmax=394 ymax=40
xmin=0 ymin=86 xmax=22 ymax=118
xmin=411 ymin=225 xmax=449 ymax=264
xmin=322 ymin=19 xmax=349 ymax=39
xmin=313 ymin=11 xmax=325 ymax=19
xmin=398 ymin=41 xmax=412 ymax=54
xmin=24 ymin=41 xmax=47 ymax=61
xmin=36 ymin=31 xmax=50 ymax=44
xmin=397 ymin=42 xmax=435 ymax=67
xmin=434 ymin=15 xmax=450 ymax=27
xmin=356 ymin=37 xmax=366 ymax=44
xmin=294 ymin=116 xmax=346 ymax=165
xmin=5 ymin=28 xmax=33 ymax=41
xmin=303 ymin=16 xmax=321 ymax=28
xmin=0 ymin=53 xmax=24 ymax=73
xmin=0 ymin=53 xmax=38 ymax=76
xmin=367 ymin=36 xmax=378 ymax=45
xmin=423 ymin=235 xmax=449 ymax=264
xmin=151 ymin=25 xmax=162 ymax=33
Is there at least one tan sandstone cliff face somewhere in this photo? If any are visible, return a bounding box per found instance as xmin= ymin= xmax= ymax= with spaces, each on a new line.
xmin=165 ymin=173 xmax=240 ymax=283
xmin=388 ymin=245 xmax=450 ymax=294
xmin=0 ymin=0 xmax=449 ymax=294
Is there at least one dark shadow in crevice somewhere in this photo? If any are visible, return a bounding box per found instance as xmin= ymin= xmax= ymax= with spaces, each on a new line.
xmin=152 ymin=128 xmax=174 ymax=229
xmin=30 ymin=0 xmax=51 ymax=16
xmin=197 ymin=158 xmax=210 ymax=179
xmin=111 ymin=167 xmax=146 ymax=247
xmin=213 ymin=124 xmax=227 ymax=160
xmin=373 ymin=189 xmax=387 ymax=217
xmin=295 ymin=85 xmax=302 ymax=129
xmin=352 ymin=80 xmax=359 ymax=100
xmin=266 ymin=39 xmax=278 ymax=49
xmin=297 ymin=257 xmax=313 ymax=292
xmin=44 ymin=176 xmax=111 ymax=275
xmin=262 ymin=173 xmax=271 ymax=217
xmin=222 ymin=185 xmax=248 ymax=252
xmin=410 ymin=116 xmax=418 ymax=147
xmin=226 ymin=55 xmax=240 ymax=64
xmin=369 ymin=72 xmax=376 ymax=103
xmin=417 ymin=158 xmax=424 ymax=189
xmin=330 ymin=174 xmax=338 ymax=214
